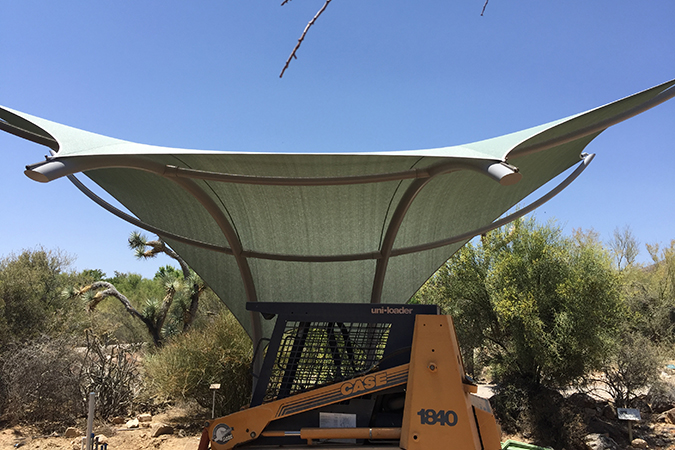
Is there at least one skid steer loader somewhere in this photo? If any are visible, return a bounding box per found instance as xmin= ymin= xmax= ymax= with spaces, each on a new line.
xmin=198 ymin=302 xmax=501 ymax=450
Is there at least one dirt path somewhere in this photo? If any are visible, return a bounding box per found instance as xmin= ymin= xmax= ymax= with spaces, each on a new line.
xmin=1 ymin=426 xmax=202 ymax=450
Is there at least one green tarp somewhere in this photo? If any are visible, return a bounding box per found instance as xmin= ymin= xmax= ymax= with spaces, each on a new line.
xmin=2 ymin=79 xmax=674 ymax=343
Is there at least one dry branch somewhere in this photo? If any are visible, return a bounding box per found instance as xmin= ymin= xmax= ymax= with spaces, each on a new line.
xmin=280 ymin=0 xmax=332 ymax=78
xmin=481 ymin=0 xmax=490 ymax=16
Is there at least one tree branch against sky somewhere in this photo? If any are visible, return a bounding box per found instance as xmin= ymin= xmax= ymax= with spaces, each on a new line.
xmin=609 ymin=225 xmax=640 ymax=270
xmin=279 ymin=0 xmax=333 ymax=78
xmin=279 ymin=0 xmax=491 ymax=77
xmin=481 ymin=0 xmax=490 ymax=16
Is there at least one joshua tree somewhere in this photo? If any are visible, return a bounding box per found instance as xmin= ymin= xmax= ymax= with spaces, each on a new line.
xmin=67 ymin=232 xmax=206 ymax=346
xmin=128 ymin=232 xmax=205 ymax=332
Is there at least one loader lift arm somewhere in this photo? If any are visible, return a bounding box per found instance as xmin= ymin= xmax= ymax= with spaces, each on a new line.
xmin=201 ymin=303 xmax=501 ymax=450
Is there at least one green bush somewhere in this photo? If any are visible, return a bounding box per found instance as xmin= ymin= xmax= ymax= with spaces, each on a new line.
xmin=414 ymin=218 xmax=623 ymax=387
xmin=0 ymin=248 xmax=89 ymax=343
xmin=143 ymin=311 xmax=252 ymax=416
xmin=491 ymin=377 xmax=586 ymax=449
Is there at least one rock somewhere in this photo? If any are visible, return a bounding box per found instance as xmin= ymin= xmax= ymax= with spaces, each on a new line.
xmin=631 ymin=438 xmax=648 ymax=448
xmin=665 ymin=408 xmax=675 ymax=424
xmin=138 ymin=412 xmax=153 ymax=422
xmin=111 ymin=416 xmax=126 ymax=425
xmin=584 ymin=433 xmax=619 ymax=450
xmin=570 ymin=392 xmax=599 ymax=410
xmin=126 ymin=418 xmax=140 ymax=428
xmin=95 ymin=434 xmax=108 ymax=444
xmin=648 ymin=382 xmax=675 ymax=413
xmin=71 ymin=438 xmax=83 ymax=450
xmin=151 ymin=423 xmax=174 ymax=438
xmin=64 ymin=427 xmax=81 ymax=438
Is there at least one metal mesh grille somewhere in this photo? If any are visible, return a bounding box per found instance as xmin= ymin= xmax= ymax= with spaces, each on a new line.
xmin=263 ymin=321 xmax=391 ymax=402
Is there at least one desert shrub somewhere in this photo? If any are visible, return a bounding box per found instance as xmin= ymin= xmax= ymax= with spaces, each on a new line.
xmin=647 ymin=378 xmax=675 ymax=413
xmin=80 ymin=331 xmax=141 ymax=419
xmin=492 ymin=377 xmax=587 ymax=450
xmin=415 ymin=218 xmax=623 ymax=387
xmin=143 ymin=311 xmax=252 ymax=416
xmin=621 ymin=241 xmax=675 ymax=346
xmin=0 ymin=248 xmax=89 ymax=343
xmin=0 ymin=357 xmax=7 ymax=419
xmin=0 ymin=336 xmax=84 ymax=431
xmin=596 ymin=332 xmax=662 ymax=408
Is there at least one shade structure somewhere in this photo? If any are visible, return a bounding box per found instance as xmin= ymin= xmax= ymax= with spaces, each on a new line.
xmin=2 ymin=79 xmax=674 ymax=346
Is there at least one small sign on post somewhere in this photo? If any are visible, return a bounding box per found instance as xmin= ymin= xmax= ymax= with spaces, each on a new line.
xmin=210 ymin=384 xmax=221 ymax=419
xmin=617 ymin=408 xmax=641 ymax=441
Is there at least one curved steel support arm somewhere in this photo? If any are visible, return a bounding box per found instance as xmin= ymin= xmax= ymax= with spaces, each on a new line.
xmin=68 ymin=175 xmax=385 ymax=263
xmin=164 ymin=160 xmax=521 ymax=187
xmin=43 ymin=157 xmax=263 ymax=347
xmin=391 ymin=153 xmax=595 ymax=257
xmin=66 ymin=152 xmax=592 ymax=264
xmin=168 ymin=176 xmax=264 ymax=353
xmin=26 ymin=156 xmax=175 ymax=183
xmin=369 ymin=161 xmax=521 ymax=303
xmin=67 ymin=174 xmax=235 ymax=255
xmin=25 ymin=154 xmax=521 ymax=187
xmin=67 ymin=173 xmax=264 ymax=377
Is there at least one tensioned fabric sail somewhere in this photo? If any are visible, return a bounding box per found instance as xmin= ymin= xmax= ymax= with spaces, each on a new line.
xmin=2 ymin=79 xmax=674 ymax=344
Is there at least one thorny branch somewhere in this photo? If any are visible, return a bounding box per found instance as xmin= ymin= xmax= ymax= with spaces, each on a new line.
xmin=279 ymin=0 xmax=332 ymax=78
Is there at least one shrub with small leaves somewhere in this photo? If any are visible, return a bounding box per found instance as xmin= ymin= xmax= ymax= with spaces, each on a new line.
xmin=598 ymin=332 xmax=662 ymax=408
xmin=143 ymin=311 xmax=252 ymax=416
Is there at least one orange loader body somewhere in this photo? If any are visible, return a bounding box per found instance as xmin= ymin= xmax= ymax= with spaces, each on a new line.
xmin=201 ymin=313 xmax=500 ymax=450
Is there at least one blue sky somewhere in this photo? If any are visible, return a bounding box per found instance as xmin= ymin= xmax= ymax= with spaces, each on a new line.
xmin=1 ymin=1 xmax=673 ymax=278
